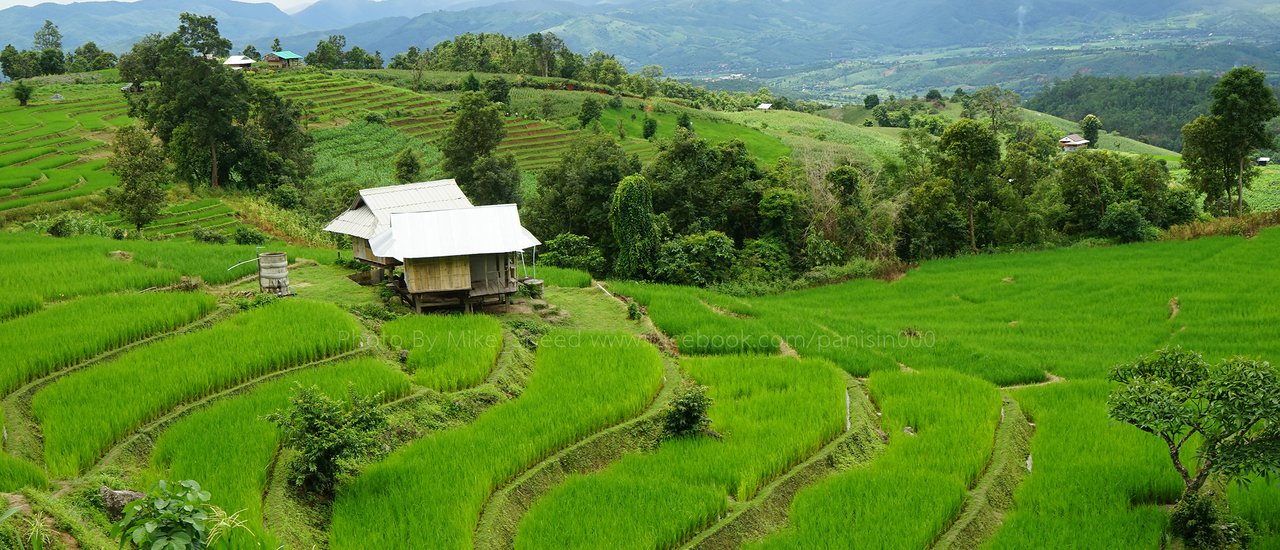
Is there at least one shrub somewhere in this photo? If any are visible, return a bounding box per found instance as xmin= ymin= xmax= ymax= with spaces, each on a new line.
xmin=33 ymin=212 xmax=114 ymax=238
xmin=1099 ymin=200 xmax=1157 ymax=243
xmin=540 ymin=233 xmax=606 ymax=274
xmin=12 ymin=81 xmax=33 ymax=106
xmin=1170 ymin=491 xmax=1252 ymax=550
xmin=266 ymin=383 xmax=388 ymax=495
xmin=653 ymin=231 xmax=736 ymax=286
xmin=607 ymin=93 xmax=624 ymax=109
xmin=232 ymin=226 xmax=268 ymax=245
xmin=269 ymin=184 xmax=302 ymax=209
xmin=643 ymin=117 xmax=658 ymax=140
xmin=115 ymin=480 xmax=214 ymax=550
xmin=627 ymin=301 xmax=641 ymax=320
xmin=363 ymin=111 xmax=386 ymax=125
xmin=663 ymin=382 xmax=712 ymax=438
xmin=191 ymin=227 xmax=228 ymax=244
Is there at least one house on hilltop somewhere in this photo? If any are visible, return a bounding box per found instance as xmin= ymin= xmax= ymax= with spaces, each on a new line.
xmin=264 ymin=51 xmax=302 ymax=69
xmin=368 ymin=205 xmax=540 ymax=312
xmin=223 ymin=55 xmax=255 ymax=70
xmin=324 ymin=179 xmax=473 ymax=279
xmin=1059 ymin=134 xmax=1090 ymax=152
xmin=757 ymin=103 xmax=773 ymax=110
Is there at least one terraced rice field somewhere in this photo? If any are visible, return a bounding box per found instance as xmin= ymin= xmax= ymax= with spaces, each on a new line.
xmin=258 ymin=71 xmax=640 ymax=172
xmin=0 ymin=83 xmax=131 ymax=216
xmin=102 ymin=197 xmax=248 ymax=237
xmin=0 ymin=222 xmax=1277 ymax=548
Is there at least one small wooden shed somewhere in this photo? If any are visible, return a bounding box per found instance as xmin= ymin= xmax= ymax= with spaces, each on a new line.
xmin=323 ymin=179 xmax=473 ymax=278
xmin=369 ymin=205 xmax=540 ymax=312
xmin=264 ymin=51 xmax=302 ymax=69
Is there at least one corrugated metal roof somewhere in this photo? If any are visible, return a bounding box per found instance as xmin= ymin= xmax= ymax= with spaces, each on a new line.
xmin=369 ymin=205 xmax=540 ymax=260
xmin=270 ymin=51 xmax=302 ymax=59
xmin=324 ymin=179 xmax=473 ymax=239
xmin=224 ymin=56 xmax=255 ymax=65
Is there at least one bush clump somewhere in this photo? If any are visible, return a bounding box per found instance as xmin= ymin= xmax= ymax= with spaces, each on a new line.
xmin=232 ymin=226 xmax=268 ymax=245
xmin=663 ymin=382 xmax=713 ymax=438
xmin=1099 ymin=200 xmax=1157 ymax=243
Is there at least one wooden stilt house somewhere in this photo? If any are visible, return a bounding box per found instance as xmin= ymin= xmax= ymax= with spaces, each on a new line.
xmin=323 ymin=180 xmax=473 ymax=280
xmin=368 ymin=205 xmax=540 ymax=312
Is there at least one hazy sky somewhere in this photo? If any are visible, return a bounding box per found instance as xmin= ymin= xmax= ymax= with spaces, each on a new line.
xmin=0 ymin=0 xmax=316 ymax=14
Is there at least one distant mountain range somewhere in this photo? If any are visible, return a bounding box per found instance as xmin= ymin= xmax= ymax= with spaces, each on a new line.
xmin=3 ymin=0 xmax=1280 ymax=93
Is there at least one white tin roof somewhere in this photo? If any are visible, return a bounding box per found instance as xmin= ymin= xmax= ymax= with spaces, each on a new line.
xmin=223 ymin=56 xmax=256 ymax=65
xmin=324 ymin=179 xmax=473 ymax=240
xmin=369 ymin=205 xmax=540 ymax=260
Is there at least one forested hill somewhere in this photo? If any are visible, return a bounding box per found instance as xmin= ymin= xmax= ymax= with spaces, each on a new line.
xmin=1026 ymin=74 xmax=1221 ymax=151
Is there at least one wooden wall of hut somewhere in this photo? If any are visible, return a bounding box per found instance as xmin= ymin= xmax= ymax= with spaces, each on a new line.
xmin=353 ymin=237 xmax=395 ymax=266
xmin=405 ymin=256 xmax=471 ymax=293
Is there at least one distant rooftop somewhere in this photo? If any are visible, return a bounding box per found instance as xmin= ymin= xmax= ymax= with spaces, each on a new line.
xmin=270 ymin=51 xmax=302 ymax=60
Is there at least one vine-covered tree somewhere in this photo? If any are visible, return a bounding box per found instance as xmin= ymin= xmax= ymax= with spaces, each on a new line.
xmin=1079 ymin=114 xmax=1102 ymax=148
xmin=105 ymin=125 xmax=168 ymax=231
xmin=441 ymin=92 xmax=506 ymax=187
xmin=610 ymin=174 xmax=658 ymax=278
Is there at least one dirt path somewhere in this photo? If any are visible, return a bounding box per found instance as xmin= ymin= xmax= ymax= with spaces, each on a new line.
xmin=930 ymin=396 xmax=1034 ymax=550
xmin=1000 ymin=372 xmax=1065 ymax=390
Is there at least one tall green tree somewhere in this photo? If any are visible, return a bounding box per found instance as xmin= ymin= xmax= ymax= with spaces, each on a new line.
xmin=1 ymin=44 xmax=39 ymax=80
xmin=33 ymin=20 xmax=62 ymax=51
xmin=483 ymin=76 xmax=511 ymax=105
xmin=176 ymin=13 xmax=232 ymax=57
xmin=527 ymin=134 xmax=640 ymax=262
xmin=304 ymin=35 xmax=345 ymax=69
xmin=67 ymin=42 xmax=117 ymax=72
xmin=1079 ymin=114 xmax=1102 ymax=148
xmin=645 ymin=128 xmax=766 ymax=245
xmin=964 ymin=86 xmax=1021 ymax=134
xmin=610 ymin=174 xmax=658 ymax=279
xmin=241 ymin=44 xmax=260 ymax=59
xmin=1210 ymin=66 xmax=1280 ymax=215
xmin=939 ymin=118 xmax=1001 ymax=252
xmin=441 ymin=91 xmax=506 ymax=187
xmin=864 ymin=94 xmax=880 ymax=109
xmin=116 ymin=33 xmax=165 ymax=87
xmin=271 ymin=38 xmax=282 ymax=52
xmin=105 ymin=125 xmax=168 ymax=231
xmin=467 ymin=154 xmax=521 ymax=205
xmin=1182 ymin=115 xmax=1238 ymax=215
